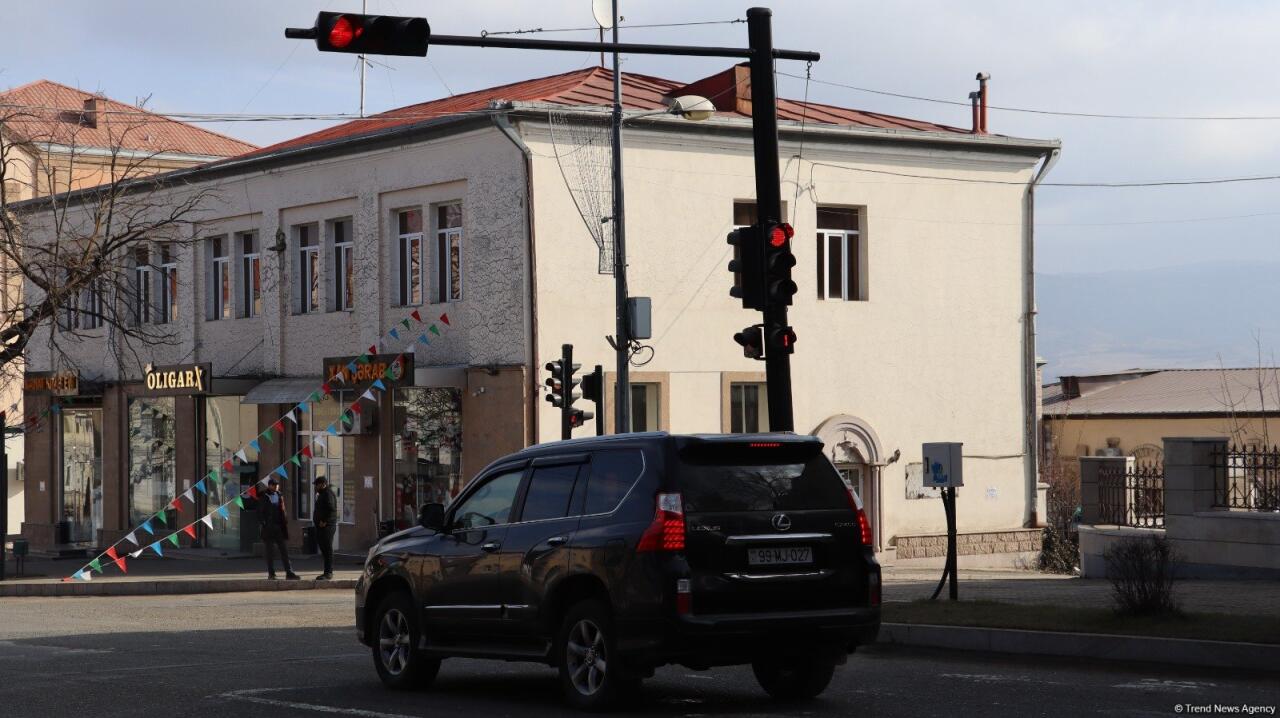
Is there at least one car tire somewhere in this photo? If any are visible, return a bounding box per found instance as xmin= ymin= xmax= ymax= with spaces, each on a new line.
xmin=751 ymin=658 xmax=836 ymax=700
xmin=556 ymin=599 xmax=639 ymax=711
xmin=371 ymin=592 xmax=441 ymax=690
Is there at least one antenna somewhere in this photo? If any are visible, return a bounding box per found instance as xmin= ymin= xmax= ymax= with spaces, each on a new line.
xmin=359 ymin=0 xmax=367 ymax=117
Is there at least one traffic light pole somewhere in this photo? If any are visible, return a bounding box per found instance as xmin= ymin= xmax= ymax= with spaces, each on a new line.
xmin=609 ymin=0 xmax=631 ymax=434
xmin=560 ymin=344 xmax=573 ymax=441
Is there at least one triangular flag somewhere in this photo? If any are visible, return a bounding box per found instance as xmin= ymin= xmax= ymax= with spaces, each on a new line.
xmin=167 ymin=533 xmax=181 ymax=547
xmin=171 ymin=498 xmax=184 ymax=514
xmin=296 ymin=401 xmax=309 ymax=414
xmin=290 ymin=454 xmax=302 ymax=467
xmin=429 ymin=324 xmax=441 ymax=336
xmin=439 ymin=312 xmax=450 ymax=325
xmin=182 ymin=524 xmax=197 ymax=539
xmin=262 ymin=428 xmax=275 ymax=444
xmin=309 ymin=391 xmax=322 ymax=403
xmin=274 ymin=465 xmax=288 ymax=479
xmin=357 ymin=353 xmax=370 ymax=364
xmin=411 ymin=309 xmax=422 ymax=322
xmin=194 ymin=479 xmax=207 ymax=495
xmin=404 ymin=341 xmax=417 ymax=354
xmin=285 ymin=410 xmax=298 ymax=425
xmin=389 ymin=328 xmax=400 ymax=340
xmin=273 ymin=419 xmax=285 ymax=434
xmin=372 ymin=379 xmax=386 ymax=392
xmin=114 ymin=557 xmax=127 ymax=574
xmin=140 ymin=519 xmax=154 ymax=535
xmin=301 ymin=444 xmax=313 ymax=458
xmin=74 ymin=570 xmax=92 ymax=582
xmin=360 ymin=389 xmax=375 ymax=402
xmin=340 ymin=411 xmax=352 ymax=425
xmin=222 ymin=459 xmax=233 ymax=472
xmin=346 ymin=360 xmax=358 ymax=374
xmin=401 ymin=318 xmax=411 ymax=330
xmin=367 ymin=344 xmax=377 ymax=355
xmin=124 ymin=532 xmax=139 ymax=547
xmin=218 ymin=505 xmax=231 ymax=520
xmin=249 ymin=439 xmax=261 ymax=452
xmin=235 ymin=449 xmax=248 ymax=463
xmin=89 ymin=558 xmax=102 ymax=573
xmin=312 ymin=435 xmax=326 ymax=447
xmin=331 ymin=372 xmax=346 ymax=385
xmin=183 ymin=489 xmax=195 ymax=503
xmin=233 ymin=496 xmax=245 ymax=509
xmin=105 ymin=546 xmax=119 ymax=561
xmin=247 ymin=486 xmax=258 ymax=499
xmin=155 ymin=510 xmax=168 ymax=526
xmin=418 ymin=333 xmax=430 ymax=344
xmin=150 ymin=542 xmax=164 ymax=557
xmin=201 ymin=515 xmax=214 ymax=529
xmin=351 ymin=403 xmax=364 ymax=415
xmin=326 ymin=424 xmax=338 ymax=436
xmin=129 ymin=549 xmax=143 ymax=559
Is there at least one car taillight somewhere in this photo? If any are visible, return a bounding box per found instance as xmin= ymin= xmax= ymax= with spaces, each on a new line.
xmin=637 ymin=492 xmax=685 ymax=552
xmin=846 ymin=489 xmax=873 ymax=547
xmin=675 ymin=578 xmax=692 ymax=615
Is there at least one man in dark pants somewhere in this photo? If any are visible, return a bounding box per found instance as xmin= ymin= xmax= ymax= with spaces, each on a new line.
xmin=260 ymin=478 xmax=300 ymax=580
xmin=313 ymin=476 xmax=338 ymax=580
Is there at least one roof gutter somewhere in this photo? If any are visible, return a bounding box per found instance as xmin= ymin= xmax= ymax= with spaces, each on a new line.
xmin=490 ymin=109 xmax=539 ymax=447
xmin=1023 ymin=147 xmax=1061 ymax=528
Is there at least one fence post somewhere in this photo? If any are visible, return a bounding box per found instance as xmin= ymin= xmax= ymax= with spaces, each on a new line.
xmin=1162 ymin=437 xmax=1226 ymax=518
xmin=1079 ymin=456 xmax=1131 ymax=525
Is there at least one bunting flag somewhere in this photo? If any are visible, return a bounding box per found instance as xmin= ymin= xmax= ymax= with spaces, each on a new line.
xmin=249 ymin=439 xmax=261 ymax=452
xmin=301 ymin=444 xmax=313 ymax=459
xmin=351 ymin=403 xmax=363 ymax=415
xmin=201 ymin=515 xmax=215 ymax=529
xmin=222 ymin=459 xmax=234 ymax=472
xmin=114 ymin=557 xmax=127 ymax=574
xmin=217 ymin=505 xmax=231 ymax=520
xmin=289 ymin=454 xmax=302 ymax=467
xmin=357 ymin=353 xmax=369 ymax=364
xmin=411 ymin=309 xmax=422 ymax=322
xmin=440 ymin=312 xmax=450 ymax=325
xmin=129 ymin=549 xmax=143 ymax=559
xmin=140 ymin=520 xmax=155 ymax=535
xmin=321 ymin=383 xmax=334 ymax=396
xmin=167 ymin=533 xmax=181 ymax=547
xmin=340 ymin=411 xmax=353 ymax=426
xmin=284 ymin=410 xmax=298 ymax=425
xmin=194 ymin=479 xmax=207 ymax=495
xmin=389 ymin=328 xmax=400 ymax=340
xmin=429 ymin=324 xmax=441 ymax=336
xmin=89 ymin=558 xmax=102 ymax=573
xmin=124 ymin=532 xmax=139 ymax=547
xmin=182 ymin=524 xmax=197 ymax=540
xmin=105 ymin=546 xmax=119 ymax=561
xmin=183 ymin=489 xmax=195 ymax=504
xmin=326 ymin=424 xmax=338 ymax=436
xmin=235 ymin=449 xmax=248 ymax=463
xmin=331 ymin=372 xmax=346 ymax=385
xmin=273 ymin=419 xmax=285 ymax=434
xmin=360 ymin=389 xmax=375 ymax=402
xmin=73 ymin=570 xmax=91 ymax=582
xmin=247 ymin=486 xmax=258 ymax=500
xmin=233 ymin=496 xmax=245 ymax=510
xmin=418 ymin=333 xmax=430 ymax=345
xmin=367 ymin=344 xmax=377 ymax=355
xmin=171 ymin=498 xmax=184 ymax=514
xmin=346 ymin=360 xmax=358 ymax=374
xmin=262 ymin=428 xmax=274 ymax=444
xmin=155 ymin=511 xmax=168 ymax=526
xmin=150 ymin=542 xmax=164 ymax=557
xmin=401 ymin=318 xmax=412 ymax=330
xmin=274 ymin=465 xmax=288 ymax=479
xmin=372 ymin=379 xmax=386 ymax=392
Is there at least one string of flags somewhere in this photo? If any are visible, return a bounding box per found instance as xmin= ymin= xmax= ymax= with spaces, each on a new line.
xmin=66 ymin=310 xmax=451 ymax=582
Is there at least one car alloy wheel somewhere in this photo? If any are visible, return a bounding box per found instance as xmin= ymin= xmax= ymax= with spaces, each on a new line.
xmin=565 ymin=618 xmax=608 ymax=697
xmin=378 ymin=607 xmax=413 ymax=676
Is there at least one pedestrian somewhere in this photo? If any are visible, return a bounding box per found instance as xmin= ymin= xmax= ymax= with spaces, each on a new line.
xmin=313 ymin=475 xmax=338 ymax=580
xmin=260 ymin=477 xmax=300 ymax=580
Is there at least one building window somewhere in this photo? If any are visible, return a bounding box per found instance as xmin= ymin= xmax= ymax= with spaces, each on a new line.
xmin=630 ymin=383 xmax=661 ymax=432
xmin=77 ymin=281 xmax=104 ymax=330
xmin=127 ymin=397 xmax=176 ymax=529
xmin=397 ymin=209 xmax=423 ymax=306
xmin=436 ymin=203 xmax=462 ymax=303
xmin=159 ymin=244 xmax=178 ymax=323
xmin=133 ymin=248 xmax=152 ymax=325
xmin=393 ymin=387 xmax=463 ymax=530
xmin=240 ymin=232 xmax=261 ymax=318
xmin=815 ymin=207 xmax=864 ymax=301
xmin=204 ymin=397 xmax=258 ymax=551
xmin=296 ymin=224 xmax=321 ymax=314
xmin=730 ymin=383 xmax=768 ymax=433
xmin=208 ymin=236 xmax=232 ymax=320
xmin=332 ymin=219 xmax=354 ymax=311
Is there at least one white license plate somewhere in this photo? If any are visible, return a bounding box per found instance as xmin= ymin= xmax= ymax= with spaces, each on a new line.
xmin=747 ymin=546 xmax=813 ymax=566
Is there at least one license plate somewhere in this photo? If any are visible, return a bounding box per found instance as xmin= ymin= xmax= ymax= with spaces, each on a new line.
xmin=747 ymin=546 xmax=813 ymax=566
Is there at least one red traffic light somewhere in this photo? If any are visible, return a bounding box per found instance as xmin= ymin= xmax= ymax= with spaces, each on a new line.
xmin=769 ymin=326 xmax=797 ymax=354
xmin=328 ymin=15 xmax=361 ymax=48
xmin=769 ymin=223 xmax=794 ymax=248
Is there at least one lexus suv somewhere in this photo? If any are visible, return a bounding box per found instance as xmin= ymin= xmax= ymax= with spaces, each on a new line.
xmin=355 ymin=432 xmax=881 ymax=710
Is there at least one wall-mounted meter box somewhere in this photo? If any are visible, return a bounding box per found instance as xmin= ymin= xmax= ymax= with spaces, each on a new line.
xmin=922 ymin=442 xmax=963 ymax=488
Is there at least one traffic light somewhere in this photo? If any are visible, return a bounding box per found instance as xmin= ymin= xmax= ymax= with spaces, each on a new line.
xmin=581 ymin=364 xmax=605 ymax=436
xmin=545 ymin=344 xmax=582 ymax=440
xmin=768 ymin=326 xmax=797 ymax=355
xmin=287 ymin=12 xmax=431 ymax=56
xmin=734 ymin=325 xmax=766 ymax=360
xmin=761 ymin=221 xmax=798 ymax=306
xmin=726 ymin=225 xmax=765 ymax=310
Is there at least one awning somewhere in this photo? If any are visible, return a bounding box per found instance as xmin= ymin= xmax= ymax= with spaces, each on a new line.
xmin=241 ymin=377 xmax=322 ymax=405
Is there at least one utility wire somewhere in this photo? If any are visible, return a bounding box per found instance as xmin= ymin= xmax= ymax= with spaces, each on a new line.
xmin=808 ymin=161 xmax=1280 ymax=188
xmin=779 ymin=70 xmax=1280 ymax=122
xmin=482 ymin=19 xmax=744 ymax=37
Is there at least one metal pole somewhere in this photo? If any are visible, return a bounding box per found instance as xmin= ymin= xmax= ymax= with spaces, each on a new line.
xmin=593 ymin=365 xmax=604 ymax=437
xmin=747 ymin=7 xmax=794 ymax=432
xmin=1 ymin=411 xmax=7 ymax=581
xmin=610 ymin=0 xmax=631 ymax=434
xmin=561 ymin=344 xmax=573 ymax=441
xmin=359 ymin=0 xmax=367 ymax=118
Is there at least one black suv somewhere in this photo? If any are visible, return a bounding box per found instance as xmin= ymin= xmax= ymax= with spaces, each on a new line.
xmin=355 ymin=432 xmax=880 ymax=710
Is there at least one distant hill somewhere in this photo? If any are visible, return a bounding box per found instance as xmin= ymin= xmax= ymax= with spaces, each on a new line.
xmin=1037 ymin=261 xmax=1280 ymax=380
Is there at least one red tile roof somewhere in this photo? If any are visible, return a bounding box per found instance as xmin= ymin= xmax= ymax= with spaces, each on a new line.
xmin=249 ymin=65 xmax=969 ymax=158
xmin=0 ymin=79 xmax=256 ymax=157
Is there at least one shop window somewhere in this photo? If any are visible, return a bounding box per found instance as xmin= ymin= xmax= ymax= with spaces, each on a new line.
xmin=296 ymin=391 xmax=349 ymax=522
xmin=239 ymin=232 xmax=261 ymax=318
xmin=435 ymin=203 xmax=462 ymax=303
xmin=393 ymin=387 xmax=463 ymax=530
xmin=730 ymin=382 xmax=768 ymax=433
xmin=205 ymin=396 xmax=259 ymax=551
xmin=331 ymin=218 xmax=354 ymax=311
xmin=396 ymin=209 xmax=423 ymax=306
xmin=127 ymin=397 xmax=176 ymax=528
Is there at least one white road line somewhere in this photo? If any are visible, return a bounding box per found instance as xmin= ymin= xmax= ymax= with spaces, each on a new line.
xmin=216 ymin=688 xmax=422 ymax=718
xmin=1112 ymin=678 xmax=1219 ymax=691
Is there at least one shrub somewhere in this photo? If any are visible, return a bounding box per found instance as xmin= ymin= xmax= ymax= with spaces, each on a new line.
xmin=1104 ymin=535 xmax=1180 ymax=616
xmin=1037 ymin=525 xmax=1079 ymax=574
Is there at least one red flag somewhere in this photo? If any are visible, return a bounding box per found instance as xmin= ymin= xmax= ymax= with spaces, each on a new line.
xmin=171 ymin=498 xmax=184 ymax=513
xmin=439 ymin=313 xmax=450 ymax=325
xmin=411 ymin=310 xmax=422 ymax=322
xmin=273 ymin=420 xmax=285 ymax=434
xmin=222 ymin=459 xmax=233 ymax=472
xmin=367 ymin=345 xmax=377 ymax=355
xmin=321 ymin=382 xmax=332 ymax=396
xmin=351 ymin=403 xmax=363 ymax=415
xmin=301 ymin=445 xmax=313 ymax=458
xmin=115 ymin=557 xmax=128 ymax=574
xmin=247 ymin=486 xmax=258 ymax=499
xmin=182 ymin=524 xmax=197 ymax=539
xmin=105 ymin=546 xmax=118 ymax=561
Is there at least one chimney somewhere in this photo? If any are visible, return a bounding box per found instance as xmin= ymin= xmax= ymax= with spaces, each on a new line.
xmin=676 ymin=64 xmax=752 ymax=115
xmin=974 ymin=72 xmax=990 ymax=134
xmin=82 ymin=95 xmax=102 ymax=129
xmin=1059 ymin=376 xmax=1081 ymax=401
xmin=968 ymin=91 xmax=981 ymax=134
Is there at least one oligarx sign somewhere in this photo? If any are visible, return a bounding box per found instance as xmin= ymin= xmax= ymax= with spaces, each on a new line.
xmin=323 ymin=353 xmax=414 ymax=389
xmin=143 ymin=362 xmax=212 ymax=395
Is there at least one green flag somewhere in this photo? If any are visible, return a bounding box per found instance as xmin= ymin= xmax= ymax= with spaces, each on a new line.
xmin=89 ymin=558 xmax=102 ymax=573
xmin=155 ymin=510 xmax=167 ymax=526
xmin=234 ymin=496 xmax=244 ymax=509
xmin=167 ymin=533 xmax=180 ymax=547
xmin=429 ymin=324 xmax=440 ymax=336
xmin=263 ymin=428 xmax=274 ymax=443
xmin=290 ymin=454 xmax=302 ymax=467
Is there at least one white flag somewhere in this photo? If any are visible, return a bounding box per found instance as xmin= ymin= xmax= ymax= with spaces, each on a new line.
xmin=182 ymin=489 xmax=195 ymax=503
xmin=360 ymin=389 xmax=375 ymax=402
xmin=129 ymin=549 xmax=143 ymax=559
xmin=284 ymin=410 xmax=298 ymax=425
xmin=201 ymin=515 xmax=215 ymax=529
xmin=235 ymin=449 xmax=248 ymax=463
xmin=124 ymin=532 xmax=139 ymax=547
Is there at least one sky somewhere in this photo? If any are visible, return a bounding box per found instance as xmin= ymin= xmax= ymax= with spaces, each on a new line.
xmin=5 ymin=1 xmax=1280 ymax=371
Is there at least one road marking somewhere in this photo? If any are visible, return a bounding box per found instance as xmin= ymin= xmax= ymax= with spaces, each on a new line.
xmin=1112 ymin=678 xmax=1218 ymax=691
xmin=216 ymin=688 xmax=422 ymax=718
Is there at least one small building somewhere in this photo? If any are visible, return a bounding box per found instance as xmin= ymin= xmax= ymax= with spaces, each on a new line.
xmin=17 ymin=67 xmax=1058 ymax=562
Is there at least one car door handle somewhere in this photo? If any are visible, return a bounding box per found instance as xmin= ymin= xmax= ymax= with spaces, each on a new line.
xmin=546 ymin=536 xmax=568 ymax=547
xmin=481 ymin=542 xmax=501 ymax=552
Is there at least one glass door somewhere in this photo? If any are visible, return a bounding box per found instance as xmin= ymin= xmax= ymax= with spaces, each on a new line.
xmin=310 ymin=462 xmax=342 ymax=548
xmin=62 ymin=409 xmax=103 ymax=545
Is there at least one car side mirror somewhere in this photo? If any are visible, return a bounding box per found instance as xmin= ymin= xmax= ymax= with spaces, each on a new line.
xmin=419 ymin=503 xmax=445 ymax=531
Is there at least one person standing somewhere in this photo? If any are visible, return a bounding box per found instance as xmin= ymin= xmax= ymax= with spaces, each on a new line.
xmin=313 ymin=476 xmax=338 ymax=580
xmin=260 ymin=478 xmax=299 ymax=580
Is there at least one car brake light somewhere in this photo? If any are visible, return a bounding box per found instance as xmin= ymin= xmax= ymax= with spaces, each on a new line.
xmin=676 ymin=578 xmax=692 ymax=615
xmin=637 ymin=492 xmax=685 ymax=552
xmin=846 ymin=489 xmax=874 ymax=547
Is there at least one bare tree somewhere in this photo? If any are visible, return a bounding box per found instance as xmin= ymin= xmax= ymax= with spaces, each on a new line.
xmin=0 ymin=102 xmax=216 ymax=391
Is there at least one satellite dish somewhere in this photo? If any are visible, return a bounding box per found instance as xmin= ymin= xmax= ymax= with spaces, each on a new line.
xmin=591 ymin=0 xmax=615 ymax=29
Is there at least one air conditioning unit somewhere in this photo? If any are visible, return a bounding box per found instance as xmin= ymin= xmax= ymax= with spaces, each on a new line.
xmin=338 ymin=403 xmax=379 ymax=435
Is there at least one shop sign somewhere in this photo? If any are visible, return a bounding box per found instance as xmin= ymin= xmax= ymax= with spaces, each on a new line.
xmin=24 ymin=370 xmax=80 ymax=396
xmin=323 ymin=353 xmax=414 ymax=389
xmin=143 ymin=362 xmax=212 ymax=395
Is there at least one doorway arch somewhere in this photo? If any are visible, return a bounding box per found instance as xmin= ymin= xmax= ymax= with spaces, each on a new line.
xmin=811 ymin=414 xmax=886 ymax=551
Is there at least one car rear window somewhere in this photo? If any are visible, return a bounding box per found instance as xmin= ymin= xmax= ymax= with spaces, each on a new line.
xmin=678 ymin=444 xmax=850 ymax=513
xmin=582 ymin=449 xmax=644 ymax=515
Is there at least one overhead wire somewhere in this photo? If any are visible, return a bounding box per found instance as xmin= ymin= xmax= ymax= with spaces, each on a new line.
xmin=482 ymin=19 xmax=745 ymax=37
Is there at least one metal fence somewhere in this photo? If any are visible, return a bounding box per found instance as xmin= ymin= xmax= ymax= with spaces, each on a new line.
xmin=1216 ymin=444 xmax=1280 ymax=512
xmin=1098 ymin=462 xmax=1165 ymax=528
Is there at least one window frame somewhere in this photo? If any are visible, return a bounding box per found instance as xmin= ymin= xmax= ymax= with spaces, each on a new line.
xmin=133 ymin=249 xmax=153 ymax=325
xmin=331 ymin=218 xmax=355 ymax=312
xmin=446 ymin=464 xmax=528 ymax=531
xmin=435 ymin=202 xmax=462 ymax=303
xmin=396 ymin=208 xmax=424 ymax=306
xmin=815 ymin=206 xmax=865 ymax=302
xmin=729 ymin=382 xmax=769 ymax=434
xmin=239 ymin=232 xmax=261 ymax=318
xmin=208 ymin=236 xmax=232 ymax=321
xmin=295 ymin=223 xmax=321 ymax=314
xmin=158 ymin=244 xmax=177 ymax=324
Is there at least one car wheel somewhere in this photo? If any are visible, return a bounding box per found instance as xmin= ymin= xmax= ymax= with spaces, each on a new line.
xmin=557 ymin=599 xmax=639 ymax=711
xmin=371 ymin=592 xmax=441 ymax=690
xmin=751 ymin=658 xmax=836 ymax=700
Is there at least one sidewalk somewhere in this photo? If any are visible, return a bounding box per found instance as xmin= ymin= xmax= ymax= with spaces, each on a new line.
xmin=0 ymin=550 xmax=362 ymax=597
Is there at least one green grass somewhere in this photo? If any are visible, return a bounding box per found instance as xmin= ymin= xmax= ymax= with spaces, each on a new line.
xmin=884 ymin=600 xmax=1280 ymax=645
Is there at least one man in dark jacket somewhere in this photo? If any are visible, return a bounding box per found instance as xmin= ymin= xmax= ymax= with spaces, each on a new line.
xmin=260 ymin=478 xmax=300 ymax=580
xmin=313 ymin=476 xmax=338 ymax=580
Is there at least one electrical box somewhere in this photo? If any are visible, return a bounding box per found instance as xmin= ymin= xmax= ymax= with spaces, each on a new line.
xmin=628 ymin=297 xmax=652 ymax=340
xmin=922 ymin=442 xmax=963 ymax=488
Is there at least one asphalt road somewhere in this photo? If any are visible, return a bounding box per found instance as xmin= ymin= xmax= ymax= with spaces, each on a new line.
xmin=2 ymin=591 xmax=1278 ymax=718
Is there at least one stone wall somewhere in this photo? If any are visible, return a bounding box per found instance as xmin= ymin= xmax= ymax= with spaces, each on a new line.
xmin=896 ymin=528 xmax=1041 ymax=559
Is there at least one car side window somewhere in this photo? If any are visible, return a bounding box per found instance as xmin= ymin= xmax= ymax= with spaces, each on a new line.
xmin=582 ymin=449 xmax=645 ymax=515
xmin=451 ymin=470 xmax=523 ymax=531
xmin=520 ymin=463 xmax=582 ymax=522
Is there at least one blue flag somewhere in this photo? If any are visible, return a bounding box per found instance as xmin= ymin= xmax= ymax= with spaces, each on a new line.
xmin=194 ymin=479 xmax=207 ymax=495
xmin=250 ymin=439 xmax=261 ymax=452
xmin=217 ymin=506 xmax=231 ymax=520
xmin=274 ymin=465 xmax=288 ymax=479
xmin=389 ymin=328 xmax=400 ymax=340
xmin=150 ymin=542 xmax=163 ymax=557
xmin=140 ymin=520 xmax=154 ymax=535
xmin=372 ymin=379 xmax=386 ymax=392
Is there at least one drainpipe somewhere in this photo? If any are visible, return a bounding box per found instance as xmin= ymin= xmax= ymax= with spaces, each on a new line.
xmin=491 ymin=109 xmax=539 ymax=446
xmin=1023 ymin=147 xmax=1060 ymax=528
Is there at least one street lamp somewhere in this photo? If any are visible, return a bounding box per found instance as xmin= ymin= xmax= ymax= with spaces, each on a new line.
xmin=609 ymin=93 xmax=713 ymax=434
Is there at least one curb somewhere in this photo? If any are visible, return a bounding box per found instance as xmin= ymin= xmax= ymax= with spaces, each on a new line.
xmin=0 ymin=578 xmax=358 ymax=598
xmin=879 ymin=622 xmax=1280 ymax=673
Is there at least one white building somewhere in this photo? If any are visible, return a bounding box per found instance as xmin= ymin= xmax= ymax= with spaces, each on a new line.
xmin=19 ymin=66 xmax=1059 ymax=562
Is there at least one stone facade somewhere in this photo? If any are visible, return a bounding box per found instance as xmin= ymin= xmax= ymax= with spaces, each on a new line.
xmin=895 ymin=528 xmax=1041 ymax=559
